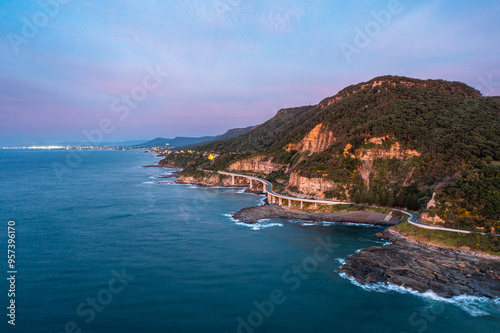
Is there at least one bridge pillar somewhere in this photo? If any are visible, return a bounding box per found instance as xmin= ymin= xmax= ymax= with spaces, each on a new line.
xmin=315 ymin=203 xmax=317 ymax=208
xmin=300 ymin=201 xmax=303 ymax=209
xmin=249 ymin=179 xmax=253 ymax=189
xmin=267 ymin=193 xmax=271 ymax=202
xmin=231 ymin=175 xmax=235 ymax=185
xmin=279 ymin=197 xmax=282 ymax=206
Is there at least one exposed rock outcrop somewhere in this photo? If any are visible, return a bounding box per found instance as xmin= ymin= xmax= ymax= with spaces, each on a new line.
xmin=287 ymin=136 xmax=421 ymax=195
xmin=346 ymin=138 xmax=421 ymax=187
xmin=176 ymin=174 xmax=265 ymax=192
xmin=229 ymin=156 xmax=284 ymax=174
xmin=339 ymin=229 xmax=500 ymax=298
xmin=287 ymin=172 xmax=340 ymax=199
xmin=285 ymin=124 xmax=336 ymax=154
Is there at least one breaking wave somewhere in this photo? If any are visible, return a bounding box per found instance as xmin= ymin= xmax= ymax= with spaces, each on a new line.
xmin=338 ymin=272 xmax=500 ymax=317
xmin=222 ymin=213 xmax=283 ymax=231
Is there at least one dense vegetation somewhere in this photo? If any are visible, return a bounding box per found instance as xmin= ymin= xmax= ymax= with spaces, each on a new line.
xmin=198 ymin=105 xmax=317 ymax=153
xmin=158 ymin=152 xmax=206 ymax=168
xmin=160 ymin=76 xmax=500 ymax=231
xmin=429 ymin=165 xmax=500 ymax=232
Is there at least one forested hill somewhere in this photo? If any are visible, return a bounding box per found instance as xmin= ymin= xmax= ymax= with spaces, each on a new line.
xmin=199 ymin=75 xmax=495 ymax=162
xmin=161 ymin=75 xmax=500 ymax=232
xmin=198 ymin=105 xmax=317 ymax=153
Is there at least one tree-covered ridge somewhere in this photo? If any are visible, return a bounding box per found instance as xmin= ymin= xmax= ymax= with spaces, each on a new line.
xmin=160 ymin=75 xmax=499 ymax=231
xmin=198 ymin=105 xmax=317 ymax=153
xmin=318 ymin=75 xmax=481 ymax=109
xmin=282 ymin=78 xmax=495 ymax=160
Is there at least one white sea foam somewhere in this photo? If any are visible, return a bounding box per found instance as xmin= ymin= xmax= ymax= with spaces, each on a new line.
xmin=338 ymin=272 xmax=500 ymax=317
xmin=284 ymin=220 xmax=316 ymax=227
xmin=358 ymin=237 xmax=390 ymax=245
xmin=222 ymin=213 xmax=236 ymax=221
xmin=285 ymin=219 xmax=382 ymax=228
xmin=222 ymin=213 xmax=283 ymax=230
xmin=238 ymin=222 xmax=284 ymax=231
xmin=337 ymin=221 xmax=382 ymax=228
xmin=154 ymin=180 xmax=175 ymax=185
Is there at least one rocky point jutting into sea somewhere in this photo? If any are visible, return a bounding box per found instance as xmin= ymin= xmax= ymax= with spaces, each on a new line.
xmin=340 ymin=229 xmax=500 ymax=299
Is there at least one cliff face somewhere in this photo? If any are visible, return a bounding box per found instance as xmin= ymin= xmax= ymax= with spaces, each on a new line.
xmin=287 ymin=172 xmax=340 ymax=199
xmin=285 ymin=124 xmax=336 ymax=154
xmin=229 ymin=156 xmax=284 ymax=174
xmin=176 ymin=173 xmax=225 ymax=186
xmin=350 ymin=138 xmax=421 ymax=187
xmin=177 ymin=173 xmax=261 ymax=189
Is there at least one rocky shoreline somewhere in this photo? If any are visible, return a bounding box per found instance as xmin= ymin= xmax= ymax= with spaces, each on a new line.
xmin=232 ymin=203 xmax=401 ymax=226
xmin=175 ymin=174 xmax=500 ymax=299
xmin=339 ymin=229 xmax=500 ymax=298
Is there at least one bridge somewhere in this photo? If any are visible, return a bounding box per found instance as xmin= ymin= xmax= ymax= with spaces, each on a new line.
xmin=218 ymin=171 xmax=349 ymax=210
xmin=212 ymin=170 xmax=496 ymax=235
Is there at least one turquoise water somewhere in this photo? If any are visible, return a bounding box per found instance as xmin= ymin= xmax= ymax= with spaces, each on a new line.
xmin=0 ymin=149 xmax=498 ymax=333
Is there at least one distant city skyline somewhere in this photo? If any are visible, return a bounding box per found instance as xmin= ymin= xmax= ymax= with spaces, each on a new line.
xmin=1 ymin=0 xmax=499 ymax=146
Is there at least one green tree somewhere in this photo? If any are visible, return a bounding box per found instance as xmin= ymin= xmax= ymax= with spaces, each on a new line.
xmin=395 ymin=191 xmax=406 ymax=208
xmin=387 ymin=190 xmax=394 ymax=207
xmin=379 ymin=188 xmax=388 ymax=206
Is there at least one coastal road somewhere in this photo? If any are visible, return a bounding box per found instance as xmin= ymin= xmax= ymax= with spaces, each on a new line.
xmin=212 ymin=170 xmax=497 ymax=236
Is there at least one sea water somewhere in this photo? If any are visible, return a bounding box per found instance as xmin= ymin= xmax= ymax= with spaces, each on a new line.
xmin=0 ymin=149 xmax=498 ymax=333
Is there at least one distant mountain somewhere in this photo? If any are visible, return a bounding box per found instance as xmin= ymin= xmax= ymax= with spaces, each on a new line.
xmin=136 ymin=126 xmax=255 ymax=148
xmin=135 ymin=136 xmax=215 ymax=148
xmin=215 ymin=126 xmax=257 ymax=140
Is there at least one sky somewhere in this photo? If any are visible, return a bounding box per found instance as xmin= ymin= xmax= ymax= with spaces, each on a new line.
xmin=0 ymin=0 xmax=499 ymax=146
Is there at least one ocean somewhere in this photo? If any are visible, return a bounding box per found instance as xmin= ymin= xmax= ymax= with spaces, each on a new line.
xmin=0 ymin=149 xmax=498 ymax=333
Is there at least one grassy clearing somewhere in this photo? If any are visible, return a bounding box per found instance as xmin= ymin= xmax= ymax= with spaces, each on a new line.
xmin=393 ymin=222 xmax=500 ymax=256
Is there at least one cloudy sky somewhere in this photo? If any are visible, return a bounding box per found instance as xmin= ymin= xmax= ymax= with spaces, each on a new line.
xmin=1 ymin=0 xmax=499 ymax=146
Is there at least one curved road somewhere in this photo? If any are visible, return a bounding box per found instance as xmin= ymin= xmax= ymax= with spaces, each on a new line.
xmin=215 ymin=170 xmax=496 ymax=236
